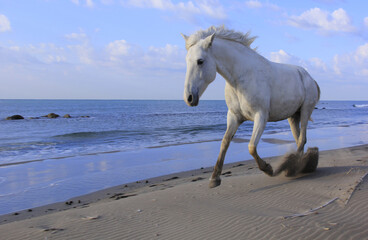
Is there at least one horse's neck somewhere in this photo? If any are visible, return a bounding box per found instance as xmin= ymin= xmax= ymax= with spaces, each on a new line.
xmin=213 ymin=39 xmax=268 ymax=86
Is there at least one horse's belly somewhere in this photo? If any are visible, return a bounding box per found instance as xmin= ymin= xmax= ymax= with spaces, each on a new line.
xmin=268 ymin=112 xmax=295 ymax=122
xmin=268 ymin=99 xmax=303 ymax=121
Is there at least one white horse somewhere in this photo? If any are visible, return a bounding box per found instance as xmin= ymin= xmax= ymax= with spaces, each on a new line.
xmin=182 ymin=26 xmax=320 ymax=188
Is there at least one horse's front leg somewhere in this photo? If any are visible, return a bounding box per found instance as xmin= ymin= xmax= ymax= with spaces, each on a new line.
xmin=209 ymin=111 xmax=241 ymax=188
xmin=248 ymin=112 xmax=273 ymax=176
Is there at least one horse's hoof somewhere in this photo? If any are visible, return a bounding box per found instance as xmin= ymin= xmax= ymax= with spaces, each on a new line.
xmin=262 ymin=163 xmax=274 ymax=177
xmin=209 ymin=177 xmax=221 ymax=188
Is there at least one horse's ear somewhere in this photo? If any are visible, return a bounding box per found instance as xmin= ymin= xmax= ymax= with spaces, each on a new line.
xmin=181 ymin=33 xmax=189 ymax=42
xmin=203 ymin=33 xmax=215 ymax=49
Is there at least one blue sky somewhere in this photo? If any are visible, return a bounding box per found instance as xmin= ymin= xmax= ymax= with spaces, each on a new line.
xmin=1 ymin=0 xmax=368 ymax=100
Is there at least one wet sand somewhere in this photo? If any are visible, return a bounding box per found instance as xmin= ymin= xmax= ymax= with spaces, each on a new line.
xmin=0 ymin=144 xmax=368 ymax=239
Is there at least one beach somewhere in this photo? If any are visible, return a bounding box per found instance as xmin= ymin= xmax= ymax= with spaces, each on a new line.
xmin=1 ymin=144 xmax=367 ymax=239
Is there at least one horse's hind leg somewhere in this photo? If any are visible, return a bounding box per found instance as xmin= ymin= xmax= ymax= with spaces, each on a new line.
xmin=288 ymin=111 xmax=300 ymax=146
xmin=209 ymin=111 xmax=241 ymax=188
xmin=297 ymin=105 xmax=313 ymax=153
xmin=248 ymin=112 xmax=273 ymax=176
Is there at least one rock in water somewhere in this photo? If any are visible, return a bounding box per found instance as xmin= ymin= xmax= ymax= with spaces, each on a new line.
xmin=63 ymin=114 xmax=71 ymax=118
xmin=43 ymin=113 xmax=59 ymax=118
xmin=6 ymin=115 xmax=24 ymax=120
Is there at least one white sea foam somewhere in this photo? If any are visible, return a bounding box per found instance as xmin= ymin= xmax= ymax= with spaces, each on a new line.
xmin=353 ymin=104 xmax=368 ymax=108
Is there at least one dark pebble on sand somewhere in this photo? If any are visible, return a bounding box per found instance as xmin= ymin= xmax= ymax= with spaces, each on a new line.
xmin=191 ymin=177 xmax=205 ymax=182
xmin=163 ymin=176 xmax=179 ymax=181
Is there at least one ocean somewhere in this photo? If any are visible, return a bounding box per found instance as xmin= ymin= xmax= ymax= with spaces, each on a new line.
xmin=1 ymin=99 xmax=368 ymax=214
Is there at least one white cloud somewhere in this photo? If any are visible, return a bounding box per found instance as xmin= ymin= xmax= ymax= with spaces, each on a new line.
xmin=106 ymin=40 xmax=130 ymax=61
xmin=0 ymin=14 xmax=11 ymax=32
xmin=70 ymin=0 xmax=94 ymax=7
xmin=309 ymin=57 xmax=327 ymax=71
xmin=104 ymin=39 xmax=185 ymax=71
xmin=269 ymin=49 xmax=329 ymax=75
xmin=196 ymin=0 xmax=226 ymax=19
xmin=9 ymin=46 xmax=20 ymax=51
xmin=269 ymin=49 xmax=303 ymax=65
xmin=332 ymin=43 xmax=368 ymax=77
xmin=1 ymin=41 xmax=94 ymax=66
xmin=270 ymin=46 xmax=368 ymax=79
xmin=364 ymin=17 xmax=368 ymax=28
xmin=67 ymin=44 xmax=94 ymax=64
xmin=122 ymin=0 xmax=226 ymax=20
xmin=244 ymin=0 xmax=279 ymax=11
xmin=71 ymin=0 xmax=80 ymax=5
xmin=354 ymin=43 xmax=368 ymax=63
xmin=288 ymin=8 xmax=355 ymax=33
xmin=245 ymin=0 xmax=262 ymax=8
xmin=65 ymin=32 xmax=87 ymax=41
xmin=268 ymin=47 xmax=368 ymax=99
xmin=0 ymin=43 xmax=68 ymax=65
xmin=269 ymin=49 xmax=288 ymax=63
xmin=86 ymin=0 xmax=94 ymax=7
xmin=146 ymin=44 xmax=186 ymax=69
xmin=100 ymin=0 xmax=114 ymax=4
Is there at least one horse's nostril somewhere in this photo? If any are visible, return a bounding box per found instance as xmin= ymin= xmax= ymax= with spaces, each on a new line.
xmin=188 ymin=95 xmax=193 ymax=103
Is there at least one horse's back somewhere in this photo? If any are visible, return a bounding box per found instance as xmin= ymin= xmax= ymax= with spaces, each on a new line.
xmin=224 ymin=60 xmax=319 ymax=122
xmin=267 ymin=63 xmax=307 ymax=121
xmin=271 ymin=62 xmax=319 ymax=118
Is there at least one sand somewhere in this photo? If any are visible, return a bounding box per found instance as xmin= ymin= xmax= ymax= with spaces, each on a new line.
xmin=0 ymin=145 xmax=368 ymax=240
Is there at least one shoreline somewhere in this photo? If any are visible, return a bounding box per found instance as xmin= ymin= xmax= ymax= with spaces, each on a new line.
xmin=1 ymin=144 xmax=368 ymax=225
xmin=0 ymin=153 xmax=258 ymax=224
xmin=1 ymin=123 xmax=368 ymax=216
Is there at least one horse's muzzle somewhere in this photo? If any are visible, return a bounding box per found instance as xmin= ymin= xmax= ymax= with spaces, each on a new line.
xmin=186 ymin=93 xmax=199 ymax=107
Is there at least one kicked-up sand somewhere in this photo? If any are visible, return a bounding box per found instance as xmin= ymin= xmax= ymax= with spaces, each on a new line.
xmin=0 ymin=145 xmax=368 ymax=239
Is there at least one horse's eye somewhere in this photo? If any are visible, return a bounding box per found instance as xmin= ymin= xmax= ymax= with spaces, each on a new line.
xmin=197 ymin=59 xmax=204 ymax=65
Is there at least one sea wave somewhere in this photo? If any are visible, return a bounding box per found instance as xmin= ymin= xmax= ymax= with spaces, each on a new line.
xmin=53 ymin=130 xmax=125 ymax=139
xmin=353 ymin=104 xmax=368 ymax=108
xmin=53 ymin=124 xmax=228 ymax=140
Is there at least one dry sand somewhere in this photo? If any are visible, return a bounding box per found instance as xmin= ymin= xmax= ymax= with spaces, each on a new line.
xmin=1 ymin=145 xmax=368 ymax=240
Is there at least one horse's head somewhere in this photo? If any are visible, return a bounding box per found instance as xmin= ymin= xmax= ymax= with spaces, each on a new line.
xmin=182 ymin=33 xmax=216 ymax=106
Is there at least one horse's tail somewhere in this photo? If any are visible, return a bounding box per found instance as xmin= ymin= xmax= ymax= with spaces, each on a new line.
xmin=299 ymin=67 xmax=320 ymax=103
xmin=314 ymin=80 xmax=321 ymax=102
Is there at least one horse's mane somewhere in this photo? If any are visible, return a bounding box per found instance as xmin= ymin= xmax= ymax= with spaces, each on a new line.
xmin=185 ymin=26 xmax=257 ymax=51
